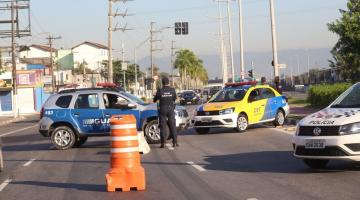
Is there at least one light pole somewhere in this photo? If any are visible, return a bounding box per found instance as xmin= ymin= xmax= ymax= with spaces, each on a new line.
xmin=227 ymin=0 xmax=235 ymax=83
xmin=238 ymin=0 xmax=245 ymax=80
xmin=269 ymin=0 xmax=279 ymax=79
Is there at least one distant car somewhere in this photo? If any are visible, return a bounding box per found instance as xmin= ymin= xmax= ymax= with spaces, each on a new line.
xmin=293 ymin=82 xmax=360 ymax=169
xmin=180 ymin=91 xmax=201 ymax=105
xmin=0 ymin=138 xmax=3 ymax=172
xmin=39 ymin=88 xmax=190 ymax=150
xmin=192 ymin=81 xmax=289 ymax=134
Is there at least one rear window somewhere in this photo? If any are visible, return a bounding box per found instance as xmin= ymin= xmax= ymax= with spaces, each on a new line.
xmin=55 ymin=95 xmax=72 ymax=108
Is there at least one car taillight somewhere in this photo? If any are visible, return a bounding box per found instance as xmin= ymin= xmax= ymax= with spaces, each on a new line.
xmin=40 ymin=107 xmax=44 ymax=119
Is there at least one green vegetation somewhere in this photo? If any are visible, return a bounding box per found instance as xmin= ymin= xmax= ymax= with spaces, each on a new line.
xmin=174 ymin=49 xmax=208 ymax=89
xmin=328 ymin=0 xmax=360 ymax=83
xmin=307 ymin=83 xmax=352 ymax=107
xmin=287 ymin=98 xmax=309 ymax=106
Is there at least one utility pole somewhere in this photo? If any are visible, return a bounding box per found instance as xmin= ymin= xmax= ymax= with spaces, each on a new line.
xmin=108 ymin=0 xmax=113 ymax=83
xmin=238 ymin=0 xmax=245 ymax=80
xmin=149 ymin=22 xmax=162 ymax=94
xmin=269 ymin=0 xmax=279 ymax=79
xmin=227 ymin=0 xmax=235 ymax=83
xmin=108 ymin=0 xmax=133 ymax=83
xmin=47 ymin=34 xmax=61 ymax=92
xmin=171 ymin=40 xmax=178 ymax=87
xmin=217 ymin=1 xmax=228 ymax=85
xmin=121 ymin=42 xmax=126 ymax=91
xmin=10 ymin=1 xmax=17 ymax=118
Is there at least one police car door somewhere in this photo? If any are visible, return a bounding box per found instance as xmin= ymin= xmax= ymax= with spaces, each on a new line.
xmin=102 ymin=93 xmax=141 ymax=133
xmin=260 ymin=88 xmax=277 ymax=120
xmin=247 ymin=89 xmax=267 ymax=123
xmin=71 ymin=93 xmax=105 ymax=134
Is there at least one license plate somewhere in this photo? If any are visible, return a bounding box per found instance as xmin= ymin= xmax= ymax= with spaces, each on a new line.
xmin=201 ymin=117 xmax=212 ymax=122
xmin=305 ymin=139 xmax=325 ymax=149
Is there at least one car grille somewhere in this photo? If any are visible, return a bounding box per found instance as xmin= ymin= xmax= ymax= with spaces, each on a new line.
xmin=194 ymin=120 xmax=223 ymax=126
xmin=197 ymin=111 xmax=219 ymax=116
xmin=177 ymin=110 xmax=189 ymax=118
xmin=298 ymin=126 xmax=340 ymax=136
xmin=295 ymin=146 xmax=348 ymax=157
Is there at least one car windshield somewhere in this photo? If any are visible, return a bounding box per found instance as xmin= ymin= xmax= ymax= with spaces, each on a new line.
xmin=331 ymin=83 xmax=360 ymax=108
xmin=210 ymin=89 xmax=246 ymax=102
xmin=183 ymin=92 xmax=195 ymax=98
xmin=121 ymin=92 xmax=147 ymax=105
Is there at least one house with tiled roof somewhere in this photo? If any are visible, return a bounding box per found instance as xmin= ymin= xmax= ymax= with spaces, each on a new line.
xmin=72 ymin=41 xmax=108 ymax=71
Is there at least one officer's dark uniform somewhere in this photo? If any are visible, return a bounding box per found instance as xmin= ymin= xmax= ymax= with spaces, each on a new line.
xmin=153 ymin=78 xmax=178 ymax=147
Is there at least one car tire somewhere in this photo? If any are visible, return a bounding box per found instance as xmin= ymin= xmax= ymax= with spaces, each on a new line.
xmin=74 ymin=136 xmax=88 ymax=147
xmin=51 ymin=126 xmax=76 ymax=150
xmin=145 ymin=120 xmax=169 ymax=144
xmin=303 ymin=159 xmax=329 ymax=169
xmin=195 ymin=128 xmax=210 ymax=134
xmin=0 ymin=146 xmax=3 ymax=172
xmin=236 ymin=114 xmax=248 ymax=132
xmin=273 ymin=109 xmax=285 ymax=127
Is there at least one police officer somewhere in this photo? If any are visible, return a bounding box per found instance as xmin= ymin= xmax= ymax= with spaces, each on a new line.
xmin=153 ymin=77 xmax=178 ymax=148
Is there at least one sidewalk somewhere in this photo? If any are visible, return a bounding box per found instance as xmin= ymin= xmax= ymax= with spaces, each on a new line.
xmin=0 ymin=114 xmax=37 ymax=126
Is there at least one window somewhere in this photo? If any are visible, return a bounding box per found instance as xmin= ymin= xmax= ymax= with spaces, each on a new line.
xmin=103 ymin=93 xmax=128 ymax=109
xmin=261 ymin=88 xmax=275 ymax=99
xmin=75 ymin=94 xmax=99 ymax=109
xmin=248 ymin=89 xmax=262 ymax=102
xmin=210 ymin=89 xmax=246 ymax=102
xmin=55 ymin=95 xmax=72 ymax=108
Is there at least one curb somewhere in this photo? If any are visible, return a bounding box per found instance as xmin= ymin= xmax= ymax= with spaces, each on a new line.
xmin=0 ymin=116 xmax=26 ymax=127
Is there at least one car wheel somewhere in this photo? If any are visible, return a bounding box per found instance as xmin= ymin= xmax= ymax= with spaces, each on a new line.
xmin=145 ymin=120 xmax=169 ymax=144
xmin=195 ymin=128 xmax=210 ymax=134
xmin=303 ymin=159 xmax=329 ymax=169
xmin=0 ymin=146 xmax=3 ymax=172
xmin=236 ymin=114 xmax=248 ymax=132
xmin=273 ymin=109 xmax=285 ymax=127
xmin=51 ymin=126 xmax=76 ymax=150
xmin=74 ymin=136 xmax=88 ymax=147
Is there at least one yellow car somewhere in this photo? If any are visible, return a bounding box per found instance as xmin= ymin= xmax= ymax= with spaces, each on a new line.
xmin=192 ymin=82 xmax=290 ymax=134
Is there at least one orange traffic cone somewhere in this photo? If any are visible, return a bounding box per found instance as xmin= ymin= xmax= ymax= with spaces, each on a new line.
xmin=105 ymin=115 xmax=146 ymax=192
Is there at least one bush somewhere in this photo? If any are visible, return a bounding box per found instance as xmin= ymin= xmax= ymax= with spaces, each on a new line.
xmin=307 ymin=83 xmax=352 ymax=107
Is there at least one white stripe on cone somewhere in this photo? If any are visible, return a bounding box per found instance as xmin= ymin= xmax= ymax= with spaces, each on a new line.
xmin=111 ymin=147 xmax=139 ymax=153
xmin=111 ymin=124 xmax=137 ymax=129
xmin=111 ymin=136 xmax=138 ymax=141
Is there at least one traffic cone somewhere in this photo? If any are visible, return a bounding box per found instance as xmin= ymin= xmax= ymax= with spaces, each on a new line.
xmin=105 ymin=115 xmax=146 ymax=192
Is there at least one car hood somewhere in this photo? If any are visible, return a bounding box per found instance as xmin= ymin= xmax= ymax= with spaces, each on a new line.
xmin=197 ymin=102 xmax=239 ymax=111
xmin=144 ymin=103 xmax=186 ymax=111
xmin=299 ymin=107 xmax=360 ymax=126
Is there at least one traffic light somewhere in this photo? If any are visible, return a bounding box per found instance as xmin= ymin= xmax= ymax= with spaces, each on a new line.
xmin=248 ymin=69 xmax=253 ymax=78
xmin=145 ymin=78 xmax=154 ymax=90
xmin=182 ymin=22 xmax=188 ymax=35
xmin=175 ymin=22 xmax=182 ymax=35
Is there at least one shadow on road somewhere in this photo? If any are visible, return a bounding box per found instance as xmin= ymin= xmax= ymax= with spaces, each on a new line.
xmin=203 ymin=151 xmax=360 ymax=174
xmin=11 ymin=181 xmax=106 ymax=192
xmin=2 ymin=143 xmax=52 ymax=152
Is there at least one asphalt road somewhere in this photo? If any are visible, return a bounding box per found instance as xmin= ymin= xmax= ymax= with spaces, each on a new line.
xmin=1 ymin=108 xmax=360 ymax=200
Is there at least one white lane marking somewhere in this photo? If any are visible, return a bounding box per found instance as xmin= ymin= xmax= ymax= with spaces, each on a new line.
xmin=247 ymin=198 xmax=259 ymax=200
xmin=23 ymin=158 xmax=36 ymax=167
xmin=0 ymin=124 xmax=38 ymax=137
xmin=165 ymin=143 xmax=174 ymax=150
xmin=0 ymin=179 xmax=12 ymax=192
xmin=186 ymin=161 xmax=206 ymax=172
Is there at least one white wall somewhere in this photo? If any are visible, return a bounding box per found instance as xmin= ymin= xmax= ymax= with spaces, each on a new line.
xmin=72 ymin=44 xmax=108 ymax=71
xmin=19 ymin=47 xmax=51 ymax=59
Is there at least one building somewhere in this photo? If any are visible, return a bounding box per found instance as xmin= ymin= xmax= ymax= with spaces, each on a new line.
xmin=72 ymin=41 xmax=108 ymax=71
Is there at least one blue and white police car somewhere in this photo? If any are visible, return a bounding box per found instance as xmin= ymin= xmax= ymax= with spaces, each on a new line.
xmin=39 ymin=88 xmax=189 ymax=150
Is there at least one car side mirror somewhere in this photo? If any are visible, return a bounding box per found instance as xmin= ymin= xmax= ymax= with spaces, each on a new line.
xmin=127 ymin=103 xmax=137 ymax=109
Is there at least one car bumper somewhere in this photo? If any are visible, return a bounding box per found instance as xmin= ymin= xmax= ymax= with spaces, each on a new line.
xmin=180 ymin=99 xmax=197 ymax=104
xmin=192 ymin=113 xmax=238 ymax=128
xmin=283 ymin=104 xmax=290 ymax=117
xmin=38 ymin=117 xmax=53 ymax=137
xmin=293 ymin=135 xmax=360 ymax=161
xmin=176 ymin=116 xmax=190 ymax=129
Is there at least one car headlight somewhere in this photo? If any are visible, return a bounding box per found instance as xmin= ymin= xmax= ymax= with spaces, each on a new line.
xmin=193 ymin=96 xmax=197 ymax=100
xmin=295 ymin=125 xmax=300 ymax=136
xmin=219 ymin=108 xmax=235 ymax=115
xmin=339 ymin=122 xmax=360 ymax=135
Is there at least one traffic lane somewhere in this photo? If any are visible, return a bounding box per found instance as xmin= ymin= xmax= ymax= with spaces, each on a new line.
xmin=1 ymin=137 xmax=230 ymax=200
xmin=0 ymin=115 xmax=40 ymax=135
xmin=177 ymin=126 xmax=360 ymax=200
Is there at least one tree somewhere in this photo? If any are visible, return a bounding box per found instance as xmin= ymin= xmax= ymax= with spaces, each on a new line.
xmin=174 ymin=49 xmax=208 ymax=89
xmin=328 ymin=0 xmax=360 ymax=83
xmin=113 ymin=60 xmax=144 ymax=89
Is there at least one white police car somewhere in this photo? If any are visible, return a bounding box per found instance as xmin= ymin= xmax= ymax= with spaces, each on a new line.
xmin=39 ymin=88 xmax=189 ymax=150
xmin=293 ymin=82 xmax=360 ymax=168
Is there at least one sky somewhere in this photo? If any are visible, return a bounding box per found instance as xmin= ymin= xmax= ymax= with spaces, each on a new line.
xmin=0 ymin=0 xmax=348 ymax=78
